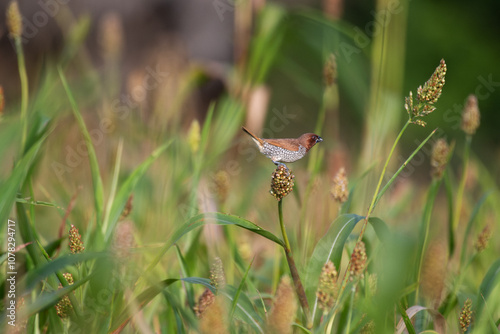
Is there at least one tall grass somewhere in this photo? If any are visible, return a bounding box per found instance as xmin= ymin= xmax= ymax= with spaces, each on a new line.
xmin=1 ymin=2 xmax=499 ymax=334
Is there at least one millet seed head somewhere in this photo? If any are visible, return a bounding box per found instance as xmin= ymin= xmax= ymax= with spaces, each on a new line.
xmin=461 ymin=94 xmax=480 ymax=135
xmin=69 ymin=224 xmax=85 ymax=254
xmin=349 ymin=241 xmax=367 ymax=281
xmin=430 ymin=138 xmax=450 ymax=179
xmin=459 ymin=298 xmax=472 ymax=332
xmin=270 ymin=165 xmax=295 ymax=201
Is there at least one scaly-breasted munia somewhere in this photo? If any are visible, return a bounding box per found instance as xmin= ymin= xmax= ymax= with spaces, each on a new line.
xmin=242 ymin=126 xmax=323 ymax=166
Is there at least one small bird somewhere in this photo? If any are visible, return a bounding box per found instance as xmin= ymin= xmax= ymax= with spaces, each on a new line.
xmin=242 ymin=126 xmax=323 ymax=167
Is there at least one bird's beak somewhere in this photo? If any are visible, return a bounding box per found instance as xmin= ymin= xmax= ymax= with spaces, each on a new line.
xmin=317 ymin=137 xmax=323 ymax=143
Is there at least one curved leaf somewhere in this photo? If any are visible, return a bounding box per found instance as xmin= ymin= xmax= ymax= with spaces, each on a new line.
xmin=305 ymin=214 xmax=390 ymax=320
xmin=395 ymin=305 xmax=445 ymax=334
xmin=111 ymin=277 xmax=212 ymax=333
xmin=476 ymin=259 xmax=500 ymax=320
xmin=223 ymin=285 xmax=264 ymax=334
xmin=305 ymin=214 xmax=364 ymax=318
xmin=104 ymin=141 xmax=171 ymax=242
xmin=143 ymin=213 xmax=284 ymax=277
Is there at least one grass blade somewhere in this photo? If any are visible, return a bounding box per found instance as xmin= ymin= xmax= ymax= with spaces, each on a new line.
xmin=58 ymin=67 xmax=105 ymax=224
xmin=104 ymin=141 xmax=171 ymax=242
xmin=142 ymin=213 xmax=284 ymax=280
xmin=229 ymin=257 xmax=254 ymax=320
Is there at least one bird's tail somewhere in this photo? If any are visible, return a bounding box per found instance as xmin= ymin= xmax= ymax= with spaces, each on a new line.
xmin=241 ymin=126 xmax=264 ymax=145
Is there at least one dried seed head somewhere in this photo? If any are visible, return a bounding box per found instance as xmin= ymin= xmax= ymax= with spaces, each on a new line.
xmin=331 ymin=167 xmax=349 ymax=203
xmin=474 ymin=224 xmax=492 ymax=253
xmin=316 ymin=261 xmax=338 ymax=311
xmin=417 ymin=59 xmax=447 ymax=104
xmin=69 ymin=225 xmax=85 ymax=254
xmin=55 ymin=273 xmax=74 ymax=318
xmin=188 ymin=119 xmax=201 ymax=153
xmin=323 ymin=53 xmax=337 ymax=87
xmin=430 ymin=138 xmax=450 ymax=179
xmin=112 ymin=220 xmax=135 ymax=260
xmin=98 ymin=12 xmax=124 ymax=61
xmin=461 ymin=94 xmax=480 ymax=135
xmin=349 ymin=241 xmax=367 ymax=281
xmin=270 ymin=165 xmax=295 ymax=201
xmin=459 ymin=298 xmax=472 ymax=332
xmin=267 ymin=276 xmax=298 ymax=334
xmin=210 ymin=257 xmax=226 ymax=293
xmin=194 ymin=288 xmax=215 ymax=318
xmin=213 ymin=170 xmax=230 ymax=204
xmin=7 ymin=1 xmax=22 ymax=39
xmin=199 ymin=296 xmax=229 ymax=334
xmin=421 ymin=240 xmax=447 ymax=307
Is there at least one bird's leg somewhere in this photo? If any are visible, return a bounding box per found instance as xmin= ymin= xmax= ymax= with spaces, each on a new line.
xmin=274 ymin=161 xmax=289 ymax=171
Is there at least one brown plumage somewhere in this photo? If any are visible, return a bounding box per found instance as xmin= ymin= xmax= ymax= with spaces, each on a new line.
xmin=242 ymin=126 xmax=323 ymax=166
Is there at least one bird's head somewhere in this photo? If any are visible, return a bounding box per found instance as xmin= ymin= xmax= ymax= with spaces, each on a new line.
xmin=299 ymin=133 xmax=323 ymax=151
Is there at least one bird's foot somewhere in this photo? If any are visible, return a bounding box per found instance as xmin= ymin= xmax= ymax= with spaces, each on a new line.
xmin=274 ymin=162 xmax=289 ymax=171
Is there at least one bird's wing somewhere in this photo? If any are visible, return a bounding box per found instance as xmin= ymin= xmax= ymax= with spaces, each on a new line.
xmin=264 ymin=138 xmax=300 ymax=152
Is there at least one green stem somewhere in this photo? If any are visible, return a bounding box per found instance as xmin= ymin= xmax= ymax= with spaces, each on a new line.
xmin=454 ymin=135 xmax=471 ymax=230
xmin=278 ymin=199 xmax=312 ymax=328
xmin=336 ymin=120 xmax=411 ymax=305
xmin=344 ymin=284 xmax=356 ymax=334
xmin=15 ymin=37 xmax=29 ymax=152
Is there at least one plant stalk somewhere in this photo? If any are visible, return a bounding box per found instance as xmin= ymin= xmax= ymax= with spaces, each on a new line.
xmin=278 ymin=199 xmax=312 ymax=328
xmin=14 ymin=37 xmax=29 ymax=152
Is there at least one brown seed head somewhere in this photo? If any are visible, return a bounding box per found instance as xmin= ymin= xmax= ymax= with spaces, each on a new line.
xmin=317 ymin=261 xmax=338 ymax=311
xmin=119 ymin=194 xmax=133 ymax=220
xmin=430 ymin=138 xmax=450 ymax=179
xmin=323 ymin=53 xmax=337 ymax=87
xmin=270 ymin=165 xmax=295 ymax=201
xmin=421 ymin=240 xmax=447 ymax=307
xmin=461 ymin=94 xmax=480 ymax=135
xmin=194 ymin=288 xmax=215 ymax=318
xmin=98 ymin=12 xmax=124 ymax=61
xmin=331 ymin=167 xmax=349 ymax=203
xmin=349 ymin=241 xmax=367 ymax=281
xmin=267 ymin=276 xmax=298 ymax=334
xmin=199 ymin=296 xmax=229 ymax=334
xmin=112 ymin=220 xmax=135 ymax=260
xmin=459 ymin=298 xmax=472 ymax=332
xmin=474 ymin=224 xmax=492 ymax=253
xmin=7 ymin=1 xmax=22 ymax=39
xmin=213 ymin=170 xmax=230 ymax=204
xmin=361 ymin=320 xmax=375 ymax=334
xmin=69 ymin=225 xmax=85 ymax=254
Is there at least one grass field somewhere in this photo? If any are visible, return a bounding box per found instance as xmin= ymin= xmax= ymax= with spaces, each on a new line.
xmin=1 ymin=1 xmax=499 ymax=333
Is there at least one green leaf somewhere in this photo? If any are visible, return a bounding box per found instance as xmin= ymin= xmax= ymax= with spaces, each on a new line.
xmin=174 ymin=245 xmax=195 ymax=309
xmin=305 ymin=214 xmax=389 ymax=320
xmin=0 ymin=134 xmax=46 ymax=228
xmin=22 ymin=253 xmax=107 ymax=290
xmin=476 ymin=259 xmax=500 ymax=321
xmin=395 ymin=305 xmax=445 ymax=334
xmin=459 ymin=191 xmax=491 ymax=267
xmin=104 ymin=141 xmax=171 ymax=242
xmin=21 ymin=274 xmax=93 ymax=318
xmin=222 ymin=285 xmax=264 ymax=334
xmin=59 ymin=67 xmax=105 ymax=224
xmin=305 ymin=214 xmax=363 ymax=317
xmin=142 ymin=213 xmax=284 ymax=280
xmin=111 ymin=277 xmax=212 ymax=332
xmin=229 ymin=258 xmax=254 ymax=320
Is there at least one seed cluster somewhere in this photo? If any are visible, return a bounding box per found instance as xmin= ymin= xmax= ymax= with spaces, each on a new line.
xmin=270 ymin=165 xmax=295 ymax=201
xmin=69 ymin=224 xmax=85 ymax=254
xmin=430 ymin=138 xmax=450 ymax=179
xmin=331 ymin=167 xmax=349 ymax=203
xmin=55 ymin=273 xmax=74 ymax=319
xmin=459 ymin=298 xmax=472 ymax=332
xmin=349 ymin=241 xmax=367 ymax=281
xmin=474 ymin=224 xmax=492 ymax=253
xmin=461 ymin=94 xmax=480 ymax=135
xmin=317 ymin=261 xmax=338 ymax=311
